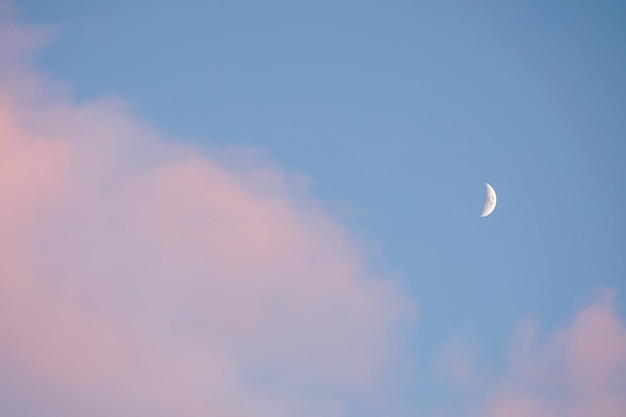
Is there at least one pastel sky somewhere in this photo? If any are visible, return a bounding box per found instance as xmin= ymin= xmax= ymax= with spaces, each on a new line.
xmin=1 ymin=1 xmax=625 ymax=416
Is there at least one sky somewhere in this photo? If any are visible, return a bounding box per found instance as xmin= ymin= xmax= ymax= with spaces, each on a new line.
xmin=1 ymin=1 xmax=625 ymax=416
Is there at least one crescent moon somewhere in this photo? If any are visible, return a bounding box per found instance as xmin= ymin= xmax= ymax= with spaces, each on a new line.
xmin=480 ymin=183 xmax=497 ymax=217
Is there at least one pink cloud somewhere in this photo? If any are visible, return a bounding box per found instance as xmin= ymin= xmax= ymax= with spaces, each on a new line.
xmin=482 ymin=293 xmax=626 ymax=417
xmin=431 ymin=295 xmax=626 ymax=417
xmin=0 ymin=14 xmax=414 ymax=417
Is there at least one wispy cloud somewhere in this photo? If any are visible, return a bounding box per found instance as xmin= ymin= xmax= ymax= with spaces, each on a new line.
xmin=434 ymin=292 xmax=626 ymax=417
xmin=483 ymin=292 xmax=626 ymax=417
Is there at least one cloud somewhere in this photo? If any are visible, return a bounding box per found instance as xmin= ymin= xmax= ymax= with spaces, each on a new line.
xmin=444 ymin=293 xmax=626 ymax=417
xmin=481 ymin=292 xmax=626 ymax=417
xmin=0 ymin=13 xmax=414 ymax=417
xmin=430 ymin=293 xmax=626 ymax=417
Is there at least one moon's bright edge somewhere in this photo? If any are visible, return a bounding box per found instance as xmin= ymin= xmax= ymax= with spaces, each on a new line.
xmin=480 ymin=183 xmax=497 ymax=217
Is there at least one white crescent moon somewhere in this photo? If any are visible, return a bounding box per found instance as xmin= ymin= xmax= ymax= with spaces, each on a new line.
xmin=480 ymin=183 xmax=497 ymax=217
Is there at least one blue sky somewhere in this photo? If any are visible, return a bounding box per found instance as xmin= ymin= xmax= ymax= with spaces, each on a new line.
xmin=5 ymin=1 xmax=626 ymax=415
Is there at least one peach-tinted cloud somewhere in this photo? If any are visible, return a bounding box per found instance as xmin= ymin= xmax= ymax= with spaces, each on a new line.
xmin=481 ymin=293 xmax=626 ymax=417
xmin=0 ymin=14 xmax=414 ymax=417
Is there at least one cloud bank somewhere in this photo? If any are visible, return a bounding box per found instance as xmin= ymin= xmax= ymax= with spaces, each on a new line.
xmin=0 ymin=14 xmax=413 ymax=417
